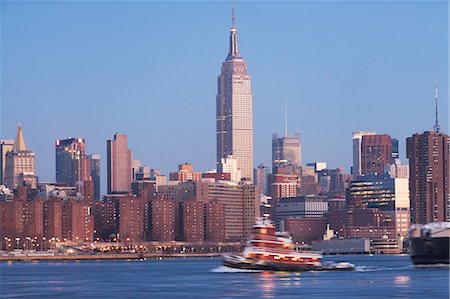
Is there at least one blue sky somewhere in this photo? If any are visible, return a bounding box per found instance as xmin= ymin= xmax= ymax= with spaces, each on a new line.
xmin=1 ymin=1 xmax=448 ymax=194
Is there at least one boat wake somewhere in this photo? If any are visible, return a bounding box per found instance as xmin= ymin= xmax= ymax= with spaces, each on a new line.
xmin=211 ymin=266 xmax=263 ymax=273
xmin=355 ymin=265 xmax=413 ymax=272
xmin=214 ymin=264 xmax=423 ymax=273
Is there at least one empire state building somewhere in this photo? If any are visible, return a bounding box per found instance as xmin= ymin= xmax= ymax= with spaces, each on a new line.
xmin=216 ymin=8 xmax=254 ymax=181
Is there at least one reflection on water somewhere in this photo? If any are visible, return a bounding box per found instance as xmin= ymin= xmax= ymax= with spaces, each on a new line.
xmin=259 ymin=272 xmax=276 ymax=298
xmin=279 ymin=274 xmax=302 ymax=287
xmin=394 ymin=275 xmax=411 ymax=286
xmin=258 ymin=272 xmax=303 ymax=298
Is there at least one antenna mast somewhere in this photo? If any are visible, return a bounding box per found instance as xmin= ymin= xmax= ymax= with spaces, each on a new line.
xmin=232 ymin=1 xmax=235 ymax=28
xmin=434 ymin=86 xmax=440 ymax=133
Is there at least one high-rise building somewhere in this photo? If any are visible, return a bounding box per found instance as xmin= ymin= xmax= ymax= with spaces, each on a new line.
xmin=407 ymin=131 xmax=449 ymax=223
xmin=254 ymin=164 xmax=271 ymax=195
xmin=62 ymin=199 xmax=94 ymax=242
xmin=88 ymin=154 xmax=100 ymax=200
xmin=0 ymin=140 xmax=14 ymax=185
xmin=205 ymin=200 xmax=226 ymax=242
xmin=317 ymin=168 xmax=345 ymax=195
xmin=299 ymin=166 xmax=321 ymax=196
xmin=284 ymin=218 xmax=327 ymax=244
xmin=55 ymin=138 xmax=91 ymax=188
xmin=384 ymin=159 xmax=409 ymax=179
xmin=275 ymin=195 xmax=328 ymax=230
xmin=43 ymin=198 xmax=63 ymax=241
xmin=360 ymin=134 xmax=393 ymax=175
xmin=352 ymin=131 xmax=376 ymax=176
xmin=149 ymin=169 xmax=166 ymax=189
xmin=347 ymin=174 xmax=410 ymax=238
xmin=216 ymin=7 xmax=254 ymax=181
xmin=23 ymin=199 xmax=44 ymax=239
xmin=117 ymin=196 xmax=148 ymax=242
xmin=135 ymin=166 xmax=150 ymax=180
xmin=159 ymin=180 xmax=259 ymax=241
xmin=272 ymin=133 xmax=301 ymax=170
xmin=0 ymin=199 xmax=24 ymax=240
xmin=158 ymin=181 xmax=200 ymax=201
xmin=152 ymin=198 xmax=176 ymax=241
xmin=4 ymin=124 xmax=37 ymax=189
xmin=202 ymin=172 xmax=231 ymax=181
xmin=393 ymin=178 xmax=410 ymax=238
xmin=206 ymin=182 xmax=258 ymax=240
xmin=391 ymin=138 xmax=399 ymax=160
xmin=92 ymin=199 xmax=118 ymax=241
xmin=169 ymin=163 xmax=202 ymax=182
xmin=306 ymin=162 xmax=326 ymax=173
xmin=269 ymin=166 xmax=299 ymax=201
xmin=348 ymin=174 xmax=395 ymax=211
xmin=220 ymin=155 xmax=241 ymax=182
xmin=107 ymin=133 xmax=132 ymax=194
xmin=182 ymin=201 xmax=205 ymax=242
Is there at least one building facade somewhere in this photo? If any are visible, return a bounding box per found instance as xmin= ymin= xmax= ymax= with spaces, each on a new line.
xmin=348 ymin=174 xmax=410 ymax=237
xmin=0 ymin=140 xmax=14 ymax=185
xmin=360 ymin=134 xmax=393 ymax=175
xmin=203 ymin=181 xmax=259 ymax=241
xmin=169 ymin=163 xmax=202 ymax=183
xmin=275 ymin=195 xmax=328 ymax=230
xmin=88 ymin=154 xmax=101 ymax=200
xmin=107 ymin=133 xmax=132 ymax=194
xmin=117 ymin=196 xmax=148 ymax=242
xmin=216 ymin=9 xmax=254 ymax=181
xmin=391 ymin=138 xmax=399 ymax=159
xmin=4 ymin=124 xmax=37 ymax=189
xmin=205 ymin=200 xmax=226 ymax=242
xmin=272 ymin=133 xmax=301 ymax=170
xmin=55 ymin=138 xmax=90 ymax=188
xmin=219 ymin=155 xmax=241 ymax=182
xmin=352 ymin=131 xmax=376 ymax=177
xmin=384 ymin=159 xmax=409 ymax=179
xmin=254 ymin=164 xmax=271 ymax=195
xmin=182 ymin=201 xmax=205 ymax=242
xmin=62 ymin=199 xmax=94 ymax=242
xmin=152 ymin=199 xmax=176 ymax=241
xmin=407 ymin=131 xmax=449 ymax=223
xmin=317 ymin=168 xmax=345 ymax=195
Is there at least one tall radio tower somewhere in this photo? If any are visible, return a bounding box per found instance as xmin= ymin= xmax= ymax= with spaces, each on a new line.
xmin=434 ymin=86 xmax=440 ymax=133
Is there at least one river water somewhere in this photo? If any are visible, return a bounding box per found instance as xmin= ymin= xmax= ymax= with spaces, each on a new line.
xmin=1 ymin=255 xmax=448 ymax=298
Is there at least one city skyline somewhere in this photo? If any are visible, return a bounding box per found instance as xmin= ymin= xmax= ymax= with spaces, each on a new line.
xmin=1 ymin=2 xmax=448 ymax=193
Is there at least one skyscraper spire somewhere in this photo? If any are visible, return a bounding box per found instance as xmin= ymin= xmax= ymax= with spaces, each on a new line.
xmin=434 ymin=86 xmax=440 ymax=133
xmin=227 ymin=2 xmax=240 ymax=60
xmin=5 ymin=123 xmax=36 ymax=189
xmin=232 ymin=1 xmax=235 ymax=29
xmin=12 ymin=122 xmax=27 ymax=152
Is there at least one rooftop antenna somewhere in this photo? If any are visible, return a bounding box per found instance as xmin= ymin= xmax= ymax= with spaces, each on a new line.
xmin=232 ymin=1 xmax=235 ymax=28
xmin=434 ymin=86 xmax=441 ymax=133
xmin=284 ymin=101 xmax=288 ymax=137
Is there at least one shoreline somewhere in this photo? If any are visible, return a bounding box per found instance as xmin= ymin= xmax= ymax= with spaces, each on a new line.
xmin=0 ymin=252 xmax=227 ymax=262
xmin=0 ymin=252 xmax=410 ymax=262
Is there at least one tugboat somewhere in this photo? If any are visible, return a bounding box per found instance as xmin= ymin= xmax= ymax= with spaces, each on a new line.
xmin=223 ymin=219 xmax=354 ymax=271
xmin=409 ymin=222 xmax=450 ymax=265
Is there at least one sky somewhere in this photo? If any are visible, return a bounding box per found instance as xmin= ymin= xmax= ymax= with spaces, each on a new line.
xmin=1 ymin=1 xmax=448 ymax=195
